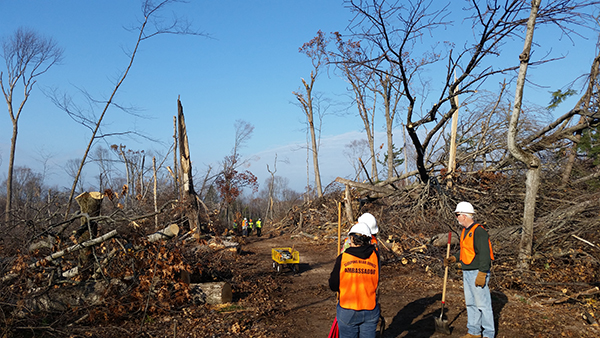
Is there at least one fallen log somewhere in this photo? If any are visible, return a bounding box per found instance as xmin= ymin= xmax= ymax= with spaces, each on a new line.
xmin=190 ymin=282 xmax=232 ymax=305
xmin=291 ymin=232 xmax=318 ymax=240
xmin=541 ymin=286 xmax=600 ymax=304
xmin=207 ymin=238 xmax=239 ymax=253
xmin=29 ymin=229 xmax=118 ymax=268
xmin=147 ymin=224 xmax=179 ymax=242
xmin=334 ymin=177 xmax=394 ymax=195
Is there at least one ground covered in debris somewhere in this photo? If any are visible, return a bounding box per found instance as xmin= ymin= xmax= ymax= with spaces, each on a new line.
xmin=5 ymin=226 xmax=599 ymax=338
xmin=103 ymin=226 xmax=598 ymax=338
xmin=4 ymin=177 xmax=600 ymax=337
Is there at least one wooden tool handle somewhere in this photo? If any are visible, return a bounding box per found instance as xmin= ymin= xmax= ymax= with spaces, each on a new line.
xmin=441 ymin=232 xmax=451 ymax=303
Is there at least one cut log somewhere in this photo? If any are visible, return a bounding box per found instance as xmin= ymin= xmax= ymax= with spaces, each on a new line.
xmin=147 ymin=224 xmax=180 ymax=242
xmin=431 ymin=232 xmax=460 ymax=247
xmin=29 ymin=229 xmax=118 ymax=268
xmin=189 ymin=282 xmax=232 ymax=305
xmin=207 ymin=238 xmax=239 ymax=253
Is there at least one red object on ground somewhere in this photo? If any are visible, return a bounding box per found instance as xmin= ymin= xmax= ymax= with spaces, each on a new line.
xmin=328 ymin=317 xmax=339 ymax=338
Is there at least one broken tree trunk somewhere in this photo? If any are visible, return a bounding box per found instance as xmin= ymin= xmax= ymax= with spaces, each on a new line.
xmin=344 ymin=185 xmax=354 ymax=224
xmin=74 ymin=192 xmax=104 ymax=266
xmin=177 ymin=97 xmax=203 ymax=235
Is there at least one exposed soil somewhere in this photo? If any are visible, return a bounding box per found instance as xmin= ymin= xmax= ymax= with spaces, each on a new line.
xmin=11 ymin=225 xmax=598 ymax=337
xmin=224 ymin=227 xmax=600 ymax=338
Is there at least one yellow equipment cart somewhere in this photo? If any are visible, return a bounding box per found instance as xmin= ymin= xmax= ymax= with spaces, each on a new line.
xmin=271 ymin=247 xmax=300 ymax=273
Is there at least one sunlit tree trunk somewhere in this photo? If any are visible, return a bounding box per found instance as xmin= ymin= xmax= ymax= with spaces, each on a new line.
xmin=506 ymin=0 xmax=541 ymax=271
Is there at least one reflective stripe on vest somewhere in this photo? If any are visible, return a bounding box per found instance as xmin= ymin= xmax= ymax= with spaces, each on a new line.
xmin=339 ymin=251 xmax=379 ymax=310
xmin=460 ymin=223 xmax=494 ymax=264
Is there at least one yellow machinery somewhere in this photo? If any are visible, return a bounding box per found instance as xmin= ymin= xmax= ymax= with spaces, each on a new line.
xmin=271 ymin=247 xmax=299 ymax=273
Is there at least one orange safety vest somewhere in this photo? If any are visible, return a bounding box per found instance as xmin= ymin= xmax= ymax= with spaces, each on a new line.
xmin=339 ymin=251 xmax=379 ymax=311
xmin=460 ymin=223 xmax=495 ymax=264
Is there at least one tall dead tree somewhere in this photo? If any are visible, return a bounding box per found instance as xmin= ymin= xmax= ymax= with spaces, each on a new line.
xmin=507 ymin=0 xmax=542 ymax=270
xmin=265 ymin=155 xmax=277 ymax=221
xmin=177 ymin=97 xmax=202 ymax=234
xmin=294 ymin=30 xmax=328 ymax=198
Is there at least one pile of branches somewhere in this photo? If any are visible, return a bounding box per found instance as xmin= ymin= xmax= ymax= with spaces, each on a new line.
xmin=275 ymin=171 xmax=600 ymax=312
xmin=0 ymin=190 xmax=237 ymax=336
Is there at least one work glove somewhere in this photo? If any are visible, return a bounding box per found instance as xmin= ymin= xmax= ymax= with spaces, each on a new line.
xmin=443 ymin=256 xmax=456 ymax=267
xmin=475 ymin=271 xmax=487 ymax=287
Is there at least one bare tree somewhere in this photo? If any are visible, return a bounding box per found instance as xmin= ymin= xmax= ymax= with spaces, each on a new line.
xmin=333 ymin=32 xmax=380 ymax=181
xmin=265 ymin=155 xmax=278 ymax=221
xmin=346 ymin=0 xmax=562 ymax=183
xmin=376 ymin=70 xmax=403 ymax=181
xmin=216 ymin=120 xmax=258 ymax=224
xmin=505 ymin=1 xmax=600 ymax=269
xmin=294 ymin=30 xmax=329 ymax=198
xmin=1 ymin=27 xmax=63 ymax=223
xmin=58 ymin=0 xmax=206 ymax=219
xmin=344 ymin=139 xmax=370 ymax=180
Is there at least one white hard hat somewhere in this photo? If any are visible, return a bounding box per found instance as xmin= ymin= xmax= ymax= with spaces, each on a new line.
xmin=349 ymin=222 xmax=372 ymax=237
xmin=358 ymin=213 xmax=378 ymax=234
xmin=455 ymin=201 xmax=475 ymax=214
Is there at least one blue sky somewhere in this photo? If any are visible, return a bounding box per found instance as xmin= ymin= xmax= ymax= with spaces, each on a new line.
xmin=1 ymin=0 xmax=598 ymax=194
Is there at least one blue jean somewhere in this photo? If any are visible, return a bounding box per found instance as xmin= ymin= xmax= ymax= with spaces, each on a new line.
xmin=336 ymin=303 xmax=380 ymax=338
xmin=463 ymin=269 xmax=495 ymax=338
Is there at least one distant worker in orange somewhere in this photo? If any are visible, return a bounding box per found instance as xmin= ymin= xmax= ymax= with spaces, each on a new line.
xmin=242 ymin=218 xmax=248 ymax=237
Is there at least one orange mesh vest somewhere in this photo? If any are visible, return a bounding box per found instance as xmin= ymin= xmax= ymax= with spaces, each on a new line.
xmin=339 ymin=251 xmax=379 ymax=310
xmin=460 ymin=223 xmax=495 ymax=264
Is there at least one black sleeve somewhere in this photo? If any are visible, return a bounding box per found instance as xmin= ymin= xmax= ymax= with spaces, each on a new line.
xmin=329 ymin=254 xmax=343 ymax=292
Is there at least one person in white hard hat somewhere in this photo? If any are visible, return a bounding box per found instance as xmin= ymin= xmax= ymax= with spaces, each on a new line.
xmin=358 ymin=212 xmax=379 ymax=247
xmin=329 ymin=222 xmax=380 ymax=338
xmin=444 ymin=201 xmax=495 ymax=338
xmin=241 ymin=218 xmax=248 ymax=237
xmin=342 ymin=213 xmax=379 ymax=253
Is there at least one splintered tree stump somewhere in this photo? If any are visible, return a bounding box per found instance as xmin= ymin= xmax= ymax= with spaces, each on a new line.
xmin=74 ymin=192 xmax=104 ymax=265
xmin=190 ymin=282 xmax=233 ymax=305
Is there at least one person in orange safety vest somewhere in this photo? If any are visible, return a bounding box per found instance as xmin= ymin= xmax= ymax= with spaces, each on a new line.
xmin=329 ymin=222 xmax=380 ymax=338
xmin=444 ymin=201 xmax=495 ymax=338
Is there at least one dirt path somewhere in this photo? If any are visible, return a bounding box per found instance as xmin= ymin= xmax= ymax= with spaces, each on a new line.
xmin=240 ymin=229 xmax=338 ymax=337
xmin=239 ymin=229 xmax=600 ymax=338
